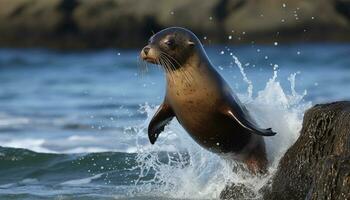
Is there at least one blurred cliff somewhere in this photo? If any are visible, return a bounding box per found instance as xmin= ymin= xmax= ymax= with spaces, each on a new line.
xmin=0 ymin=0 xmax=349 ymax=49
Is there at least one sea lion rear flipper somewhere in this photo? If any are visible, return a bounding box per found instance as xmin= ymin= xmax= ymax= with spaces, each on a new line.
xmin=148 ymin=103 xmax=175 ymax=144
xmin=221 ymin=106 xmax=277 ymax=137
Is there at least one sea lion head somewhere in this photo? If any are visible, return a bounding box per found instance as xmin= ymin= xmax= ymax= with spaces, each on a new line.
xmin=141 ymin=27 xmax=203 ymax=70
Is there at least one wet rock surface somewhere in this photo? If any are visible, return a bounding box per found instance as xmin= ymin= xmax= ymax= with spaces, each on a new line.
xmin=220 ymin=183 xmax=257 ymax=199
xmin=220 ymin=101 xmax=350 ymax=199
xmin=0 ymin=0 xmax=349 ymax=49
xmin=261 ymin=101 xmax=350 ymax=200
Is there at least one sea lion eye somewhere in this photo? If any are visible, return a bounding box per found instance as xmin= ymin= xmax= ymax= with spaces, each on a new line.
xmin=165 ymin=39 xmax=174 ymax=46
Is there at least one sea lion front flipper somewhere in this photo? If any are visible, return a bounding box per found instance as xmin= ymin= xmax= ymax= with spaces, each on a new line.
xmin=221 ymin=106 xmax=277 ymax=137
xmin=148 ymin=103 xmax=175 ymax=144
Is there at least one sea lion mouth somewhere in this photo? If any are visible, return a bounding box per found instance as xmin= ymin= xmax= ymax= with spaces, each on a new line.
xmin=140 ymin=47 xmax=158 ymax=64
xmin=142 ymin=56 xmax=157 ymax=64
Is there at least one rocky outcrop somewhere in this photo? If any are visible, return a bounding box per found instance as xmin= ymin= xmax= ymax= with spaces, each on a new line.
xmin=263 ymin=101 xmax=350 ymax=200
xmin=0 ymin=0 xmax=349 ymax=49
xmin=0 ymin=0 xmax=79 ymax=48
xmin=220 ymin=183 xmax=257 ymax=199
xmin=220 ymin=101 xmax=350 ymax=200
xmin=223 ymin=0 xmax=350 ymax=43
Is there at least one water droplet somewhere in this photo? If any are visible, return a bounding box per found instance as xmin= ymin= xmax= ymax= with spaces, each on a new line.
xmin=297 ymin=51 xmax=301 ymax=55
xmin=281 ymin=19 xmax=285 ymax=22
xmin=203 ymin=36 xmax=207 ymax=40
xmin=282 ymin=3 xmax=286 ymax=8
xmin=228 ymin=35 xmax=232 ymax=40
xmin=117 ymin=53 xmax=121 ymax=56
xmin=265 ymin=56 xmax=269 ymax=59
xmin=216 ymin=142 xmax=220 ymax=146
xmin=170 ymin=11 xmax=174 ymax=15
xmin=209 ymin=16 xmax=213 ymax=20
xmin=257 ymin=49 xmax=261 ymax=52
xmin=311 ymin=16 xmax=315 ymax=20
xmin=220 ymin=51 xmax=225 ymax=55
xmin=274 ymin=42 xmax=278 ymax=46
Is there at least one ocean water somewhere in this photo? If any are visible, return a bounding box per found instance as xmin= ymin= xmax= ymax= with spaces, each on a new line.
xmin=0 ymin=43 xmax=349 ymax=199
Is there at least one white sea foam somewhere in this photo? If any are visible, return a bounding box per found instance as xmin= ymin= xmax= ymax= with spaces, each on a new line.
xmin=60 ymin=173 xmax=103 ymax=186
xmin=130 ymin=55 xmax=312 ymax=199
xmin=0 ymin=138 xmax=55 ymax=153
xmin=0 ymin=183 xmax=15 ymax=189
xmin=0 ymin=113 xmax=29 ymax=127
xmin=19 ymin=178 xmax=39 ymax=185
xmin=0 ymin=134 xmax=135 ymax=154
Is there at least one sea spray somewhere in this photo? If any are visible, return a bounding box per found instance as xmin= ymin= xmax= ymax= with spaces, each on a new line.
xmin=130 ymin=55 xmax=312 ymax=199
xmin=232 ymin=55 xmax=253 ymax=99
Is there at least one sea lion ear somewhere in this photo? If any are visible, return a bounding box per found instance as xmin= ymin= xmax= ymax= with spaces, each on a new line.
xmin=187 ymin=40 xmax=195 ymax=46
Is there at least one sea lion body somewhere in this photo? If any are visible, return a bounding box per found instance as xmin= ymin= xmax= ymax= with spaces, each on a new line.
xmin=140 ymin=27 xmax=276 ymax=173
xmin=166 ymin=58 xmax=248 ymax=154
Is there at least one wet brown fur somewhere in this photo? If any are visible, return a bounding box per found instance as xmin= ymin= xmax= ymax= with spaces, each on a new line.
xmin=141 ymin=27 xmax=276 ymax=173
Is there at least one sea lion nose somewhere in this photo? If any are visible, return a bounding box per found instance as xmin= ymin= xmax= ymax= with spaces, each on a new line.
xmin=143 ymin=47 xmax=150 ymax=55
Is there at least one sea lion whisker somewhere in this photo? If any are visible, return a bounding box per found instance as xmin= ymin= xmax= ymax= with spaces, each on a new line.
xmin=156 ymin=57 xmax=167 ymax=73
xmin=160 ymin=52 xmax=193 ymax=85
xmin=160 ymin=53 xmax=191 ymax=85
xmin=159 ymin=51 xmax=182 ymax=68
xmin=158 ymin=56 xmax=175 ymax=83
xmin=164 ymin=54 xmax=192 ymax=85
xmin=137 ymin=56 xmax=149 ymax=78
xmin=161 ymin=51 xmax=193 ymax=85
xmin=161 ymin=57 xmax=177 ymax=84
xmin=159 ymin=55 xmax=178 ymax=84
xmin=160 ymin=54 xmax=177 ymax=73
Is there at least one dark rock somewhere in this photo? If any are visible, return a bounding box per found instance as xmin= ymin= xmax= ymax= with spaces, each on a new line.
xmin=335 ymin=0 xmax=350 ymax=21
xmin=223 ymin=0 xmax=350 ymax=43
xmin=220 ymin=183 xmax=257 ymax=200
xmin=263 ymin=101 xmax=350 ymax=200
xmin=0 ymin=0 xmax=349 ymax=48
xmin=0 ymin=0 xmax=81 ymax=48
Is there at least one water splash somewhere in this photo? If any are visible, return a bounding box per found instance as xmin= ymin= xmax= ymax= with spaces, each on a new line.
xmin=232 ymin=55 xmax=253 ymax=99
xmin=129 ymin=55 xmax=312 ymax=199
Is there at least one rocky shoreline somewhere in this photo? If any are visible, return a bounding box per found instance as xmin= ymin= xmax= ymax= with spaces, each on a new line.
xmin=221 ymin=101 xmax=350 ymax=200
xmin=0 ymin=0 xmax=349 ymax=49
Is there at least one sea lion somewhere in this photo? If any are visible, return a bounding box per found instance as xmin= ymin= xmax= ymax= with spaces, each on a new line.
xmin=140 ymin=27 xmax=276 ymax=173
